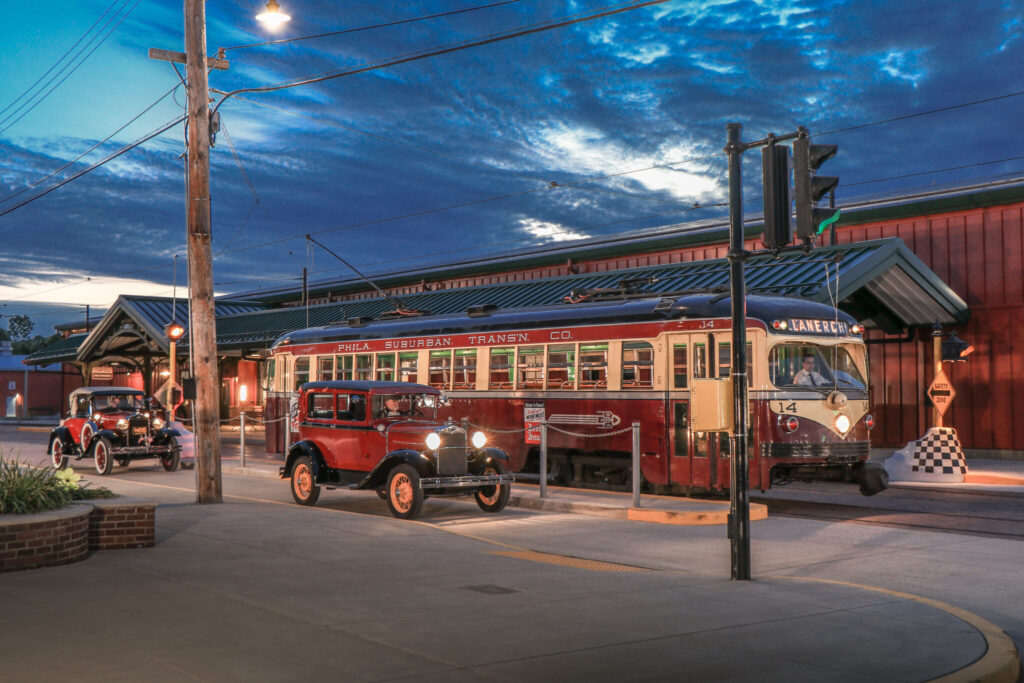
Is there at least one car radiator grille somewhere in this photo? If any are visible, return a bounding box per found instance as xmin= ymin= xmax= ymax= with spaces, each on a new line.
xmin=127 ymin=416 xmax=149 ymax=447
xmin=761 ymin=441 xmax=869 ymax=461
xmin=436 ymin=428 xmax=468 ymax=476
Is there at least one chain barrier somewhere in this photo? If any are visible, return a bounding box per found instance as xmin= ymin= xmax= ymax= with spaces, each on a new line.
xmin=466 ymin=422 xmax=527 ymax=434
xmin=545 ymin=423 xmax=635 ymax=438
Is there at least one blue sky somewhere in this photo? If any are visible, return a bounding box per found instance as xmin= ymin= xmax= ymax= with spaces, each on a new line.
xmin=1 ymin=0 xmax=1022 ymax=333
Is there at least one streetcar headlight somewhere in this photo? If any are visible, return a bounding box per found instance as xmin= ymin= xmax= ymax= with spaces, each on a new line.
xmin=425 ymin=433 xmax=441 ymax=451
xmin=834 ymin=414 xmax=852 ymax=434
xmin=152 ymin=417 xmax=165 ymax=429
xmin=116 ymin=418 xmax=128 ymax=431
xmin=471 ymin=431 xmax=487 ymax=449
xmin=864 ymin=414 xmax=875 ymax=430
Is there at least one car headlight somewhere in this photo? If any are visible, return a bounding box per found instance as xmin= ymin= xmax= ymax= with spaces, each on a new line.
xmin=116 ymin=418 xmax=128 ymax=431
xmin=834 ymin=414 xmax=851 ymax=434
xmin=471 ymin=431 xmax=487 ymax=449
xmin=425 ymin=433 xmax=441 ymax=451
xmin=152 ymin=417 xmax=164 ymax=429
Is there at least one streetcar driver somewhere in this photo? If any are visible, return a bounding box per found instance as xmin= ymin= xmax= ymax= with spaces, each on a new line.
xmin=793 ymin=355 xmax=829 ymax=387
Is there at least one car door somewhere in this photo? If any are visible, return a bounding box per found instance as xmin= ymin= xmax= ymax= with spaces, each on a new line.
xmin=333 ymin=393 xmax=373 ymax=472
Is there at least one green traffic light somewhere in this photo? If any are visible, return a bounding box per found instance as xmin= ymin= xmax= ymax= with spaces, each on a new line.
xmin=816 ymin=208 xmax=841 ymax=234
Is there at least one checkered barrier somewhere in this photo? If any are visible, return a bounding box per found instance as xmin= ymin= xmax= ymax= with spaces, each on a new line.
xmin=883 ymin=427 xmax=967 ymax=483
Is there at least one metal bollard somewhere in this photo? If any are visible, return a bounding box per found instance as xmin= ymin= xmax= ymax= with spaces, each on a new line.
xmin=539 ymin=420 xmax=548 ymax=499
xmin=240 ymin=412 xmax=246 ymax=468
xmin=632 ymin=421 xmax=641 ymax=508
xmin=284 ymin=415 xmax=291 ymax=458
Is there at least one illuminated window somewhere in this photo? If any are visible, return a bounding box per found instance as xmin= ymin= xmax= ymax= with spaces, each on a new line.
xmin=354 ymin=354 xmax=372 ymax=381
xmin=621 ymin=342 xmax=653 ymax=389
xmin=546 ymin=344 xmax=575 ymax=390
xmin=429 ymin=350 xmax=451 ymax=389
xmin=398 ymin=352 xmax=417 ymax=382
xmin=376 ymin=353 xmax=395 ymax=381
xmin=317 ymin=356 xmax=333 ymax=381
xmin=579 ymin=343 xmax=608 ymax=389
xmin=672 ymin=344 xmax=688 ymax=388
xmin=517 ymin=346 xmax=544 ymax=389
xmin=489 ymin=348 xmax=514 ymax=389
xmin=335 ymin=355 xmax=353 ymax=380
xmin=453 ymin=349 xmax=477 ymax=389
xmin=293 ymin=356 xmax=310 ymax=390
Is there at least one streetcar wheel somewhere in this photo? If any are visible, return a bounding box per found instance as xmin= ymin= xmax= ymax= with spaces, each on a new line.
xmin=161 ymin=436 xmax=181 ymax=472
xmin=50 ymin=437 xmax=68 ymax=470
xmin=290 ymin=456 xmax=320 ymax=506
xmin=386 ymin=464 xmax=423 ymax=520
xmin=93 ymin=437 xmax=113 ymax=476
xmin=474 ymin=461 xmax=510 ymax=513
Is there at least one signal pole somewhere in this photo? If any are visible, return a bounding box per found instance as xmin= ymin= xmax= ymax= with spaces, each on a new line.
xmin=185 ymin=0 xmax=222 ymax=503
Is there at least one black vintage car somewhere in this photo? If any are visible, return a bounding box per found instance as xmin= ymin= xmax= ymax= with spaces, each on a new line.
xmin=48 ymin=387 xmax=183 ymax=475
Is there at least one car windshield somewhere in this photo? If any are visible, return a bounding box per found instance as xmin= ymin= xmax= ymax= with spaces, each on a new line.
xmin=92 ymin=394 xmax=144 ymax=412
xmin=372 ymin=393 xmax=438 ymax=420
xmin=769 ymin=344 xmax=866 ymax=390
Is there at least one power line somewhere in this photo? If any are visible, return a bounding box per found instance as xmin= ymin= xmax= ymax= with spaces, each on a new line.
xmin=0 ymin=0 xmax=142 ymax=136
xmin=0 ymin=114 xmax=185 ymax=219
xmin=221 ymin=0 xmax=522 ymax=52
xmin=212 ymin=0 xmax=673 ymax=110
xmin=0 ymin=82 xmax=182 ymax=206
xmin=843 ymin=154 xmax=1024 ymax=188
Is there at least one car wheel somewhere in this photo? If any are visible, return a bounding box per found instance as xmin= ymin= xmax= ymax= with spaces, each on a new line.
xmin=290 ymin=455 xmax=320 ymax=506
xmin=50 ymin=437 xmax=69 ymax=470
xmin=93 ymin=437 xmax=114 ymax=476
xmin=376 ymin=489 xmax=388 ymax=500
xmin=475 ymin=461 xmax=511 ymax=513
xmin=386 ymin=464 xmax=423 ymax=520
xmin=161 ymin=436 xmax=181 ymax=472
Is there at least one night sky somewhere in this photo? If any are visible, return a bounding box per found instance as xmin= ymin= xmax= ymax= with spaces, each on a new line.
xmin=1 ymin=0 xmax=1021 ymax=333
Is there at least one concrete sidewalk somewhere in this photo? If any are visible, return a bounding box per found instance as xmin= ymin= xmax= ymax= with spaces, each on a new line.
xmin=0 ymin=485 xmax=1018 ymax=682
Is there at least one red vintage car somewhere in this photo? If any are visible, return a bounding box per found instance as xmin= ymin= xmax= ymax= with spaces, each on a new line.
xmin=280 ymin=381 xmax=514 ymax=519
xmin=48 ymin=387 xmax=183 ymax=475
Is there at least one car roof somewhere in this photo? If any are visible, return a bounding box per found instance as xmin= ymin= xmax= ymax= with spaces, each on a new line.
xmin=71 ymin=387 xmax=146 ymax=397
xmin=300 ymin=380 xmax=439 ymax=394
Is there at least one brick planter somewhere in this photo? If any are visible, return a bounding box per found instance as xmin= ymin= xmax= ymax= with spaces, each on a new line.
xmin=0 ymin=506 xmax=90 ymax=572
xmin=0 ymin=498 xmax=158 ymax=573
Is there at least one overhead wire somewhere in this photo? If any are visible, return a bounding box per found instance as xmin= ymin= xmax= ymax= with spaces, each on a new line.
xmin=220 ymin=0 xmax=522 ymax=52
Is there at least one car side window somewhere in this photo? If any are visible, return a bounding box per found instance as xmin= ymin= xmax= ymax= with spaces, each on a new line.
xmin=336 ymin=394 xmax=352 ymax=420
xmin=75 ymin=397 xmax=90 ymax=417
xmin=348 ymin=394 xmax=366 ymax=422
xmin=307 ymin=393 xmax=334 ymax=420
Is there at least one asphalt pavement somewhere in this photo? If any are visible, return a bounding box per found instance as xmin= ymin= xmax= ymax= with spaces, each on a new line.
xmin=1 ymin=424 xmax=1022 ymax=682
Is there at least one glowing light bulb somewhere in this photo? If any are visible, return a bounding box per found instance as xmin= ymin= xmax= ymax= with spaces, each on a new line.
xmin=256 ymin=0 xmax=291 ymax=29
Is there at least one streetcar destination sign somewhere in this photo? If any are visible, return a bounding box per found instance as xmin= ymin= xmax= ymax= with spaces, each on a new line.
xmin=785 ymin=318 xmax=850 ymax=336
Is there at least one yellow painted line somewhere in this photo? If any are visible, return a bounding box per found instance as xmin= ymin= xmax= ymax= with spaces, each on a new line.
xmin=771 ymin=576 xmax=1020 ymax=683
xmin=16 ymin=426 xmax=52 ymax=433
xmin=487 ymin=549 xmax=653 ymax=573
xmin=626 ymin=502 xmax=768 ymax=526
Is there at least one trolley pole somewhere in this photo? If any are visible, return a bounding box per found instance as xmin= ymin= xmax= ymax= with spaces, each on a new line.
xmin=725 ymin=123 xmax=751 ymax=581
xmin=185 ymin=0 xmax=222 ymax=503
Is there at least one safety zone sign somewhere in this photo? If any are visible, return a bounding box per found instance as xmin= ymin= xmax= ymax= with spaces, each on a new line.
xmin=927 ymin=370 xmax=956 ymax=416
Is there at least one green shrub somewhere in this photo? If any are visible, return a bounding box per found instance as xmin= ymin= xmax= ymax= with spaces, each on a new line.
xmin=0 ymin=457 xmax=116 ymax=515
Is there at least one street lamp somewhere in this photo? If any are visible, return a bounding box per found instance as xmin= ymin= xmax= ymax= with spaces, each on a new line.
xmin=256 ymin=0 xmax=291 ymax=29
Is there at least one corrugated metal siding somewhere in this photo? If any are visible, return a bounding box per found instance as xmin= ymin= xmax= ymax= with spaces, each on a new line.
xmin=839 ymin=202 xmax=1024 ymax=452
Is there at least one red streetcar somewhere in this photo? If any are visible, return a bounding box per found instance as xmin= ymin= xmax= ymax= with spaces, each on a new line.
xmin=268 ymin=293 xmax=888 ymax=496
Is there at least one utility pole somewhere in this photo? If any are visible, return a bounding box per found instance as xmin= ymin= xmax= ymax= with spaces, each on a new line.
xmin=184 ymin=0 xmax=222 ymax=503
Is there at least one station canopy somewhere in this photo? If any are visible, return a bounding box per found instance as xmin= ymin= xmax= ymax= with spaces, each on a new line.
xmin=23 ymin=237 xmax=968 ymax=368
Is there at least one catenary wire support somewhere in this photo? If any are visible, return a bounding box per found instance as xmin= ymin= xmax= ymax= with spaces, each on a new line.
xmin=632 ymin=421 xmax=641 ymax=508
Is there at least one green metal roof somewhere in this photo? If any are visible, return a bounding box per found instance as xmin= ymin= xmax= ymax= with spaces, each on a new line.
xmin=22 ymin=333 xmax=88 ymax=366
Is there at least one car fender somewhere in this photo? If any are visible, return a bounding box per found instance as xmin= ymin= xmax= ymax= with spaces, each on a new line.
xmin=359 ymin=450 xmax=432 ymax=490
xmin=95 ymin=429 xmax=118 ymax=443
xmin=284 ymin=440 xmax=329 ymax=482
xmin=156 ymin=427 xmax=182 ymax=439
xmin=48 ymin=426 xmax=75 ymax=454
xmin=478 ymin=447 xmax=509 ymax=463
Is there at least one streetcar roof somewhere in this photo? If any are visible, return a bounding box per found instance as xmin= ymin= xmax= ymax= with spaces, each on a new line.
xmin=300 ymin=381 xmax=438 ymax=394
xmin=273 ymin=293 xmax=856 ymax=349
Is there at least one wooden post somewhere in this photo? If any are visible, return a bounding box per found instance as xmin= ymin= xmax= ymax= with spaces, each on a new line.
xmin=168 ymin=340 xmax=177 ymax=421
xmin=185 ymin=0 xmax=222 ymax=503
xmin=932 ymin=328 xmax=943 ymax=429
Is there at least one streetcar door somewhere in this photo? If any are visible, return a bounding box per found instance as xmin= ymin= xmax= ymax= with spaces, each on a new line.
xmin=667 ymin=336 xmax=693 ymax=486
xmin=690 ymin=334 xmax=724 ymax=489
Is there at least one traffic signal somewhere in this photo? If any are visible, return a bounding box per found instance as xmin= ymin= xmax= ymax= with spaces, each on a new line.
xmin=165 ymin=321 xmax=185 ymax=341
xmin=793 ymin=133 xmax=839 ymax=241
xmin=761 ymin=143 xmax=791 ymax=249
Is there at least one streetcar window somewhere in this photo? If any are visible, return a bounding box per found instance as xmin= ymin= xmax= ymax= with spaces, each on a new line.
xmin=294 ymin=356 xmax=310 ymax=390
xmin=824 ymin=345 xmax=867 ymax=390
xmin=376 ymin=353 xmax=396 ymax=382
xmin=672 ymin=343 xmax=688 ymax=388
xmin=547 ymin=344 xmax=575 ymax=390
xmin=717 ymin=342 xmax=753 ymax=387
xmin=693 ymin=343 xmax=708 ymax=379
xmin=622 ymin=341 xmax=653 ymax=389
xmin=398 ymin=352 xmax=418 ymax=382
xmin=317 ymin=356 xmax=333 ymax=382
xmin=769 ymin=344 xmax=860 ymax=389
xmin=335 ymin=355 xmax=353 ymax=380
xmin=517 ymin=346 xmax=544 ymax=389
xmin=429 ymin=350 xmax=452 ymax=389
xmin=354 ymin=354 xmax=372 ymax=381
xmin=489 ymin=348 xmax=515 ymax=389
xmin=579 ymin=343 xmax=608 ymax=389
xmin=307 ymin=393 xmax=333 ymax=420
xmin=453 ymin=349 xmax=477 ymax=389
xmin=266 ymin=358 xmax=276 ymax=392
